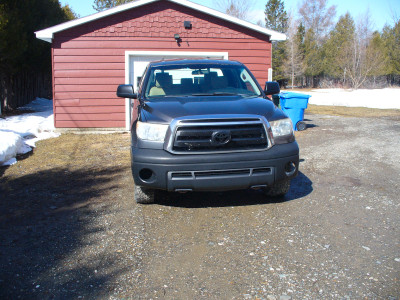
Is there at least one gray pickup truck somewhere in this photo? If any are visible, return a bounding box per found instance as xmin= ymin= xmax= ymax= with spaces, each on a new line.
xmin=117 ymin=59 xmax=299 ymax=203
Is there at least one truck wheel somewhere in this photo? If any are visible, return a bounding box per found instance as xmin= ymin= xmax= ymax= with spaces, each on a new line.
xmin=296 ymin=121 xmax=306 ymax=131
xmin=134 ymin=185 xmax=155 ymax=204
xmin=265 ymin=179 xmax=290 ymax=197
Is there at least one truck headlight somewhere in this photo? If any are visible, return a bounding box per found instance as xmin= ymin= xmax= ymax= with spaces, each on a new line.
xmin=136 ymin=121 xmax=168 ymax=142
xmin=270 ymin=118 xmax=295 ymax=144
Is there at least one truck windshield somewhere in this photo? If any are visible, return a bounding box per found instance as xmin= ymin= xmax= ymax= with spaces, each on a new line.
xmin=144 ymin=64 xmax=262 ymax=99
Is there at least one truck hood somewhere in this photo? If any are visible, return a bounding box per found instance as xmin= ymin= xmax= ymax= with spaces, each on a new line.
xmin=141 ymin=96 xmax=286 ymax=123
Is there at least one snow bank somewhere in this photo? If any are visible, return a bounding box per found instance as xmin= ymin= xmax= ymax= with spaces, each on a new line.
xmin=289 ymin=88 xmax=400 ymax=109
xmin=0 ymin=98 xmax=60 ymax=166
xmin=0 ymin=131 xmax=31 ymax=165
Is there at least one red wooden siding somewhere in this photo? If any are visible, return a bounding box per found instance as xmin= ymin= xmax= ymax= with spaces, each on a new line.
xmin=52 ymin=1 xmax=271 ymax=128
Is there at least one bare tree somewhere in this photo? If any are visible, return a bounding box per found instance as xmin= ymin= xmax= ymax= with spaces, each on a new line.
xmin=324 ymin=10 xmax=386 ymax=89
xmin=93 ymin=0 xmax=132 ymax=12
xmin=346 ymin=11 xmax=385 ymax=88
xmin=298 ymin=0 xmax=336 ymax=45
xmin=284 ymin=13 xmax=304 ymax=88
xmin=213 ymin=0 xmax=254 ymax=20
xmin=389 ymin=4 xmax=399 ymax=25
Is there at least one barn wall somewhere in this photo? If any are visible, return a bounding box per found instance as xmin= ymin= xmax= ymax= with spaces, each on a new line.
xmin=52 ymin=2 xmax=271 ymax=128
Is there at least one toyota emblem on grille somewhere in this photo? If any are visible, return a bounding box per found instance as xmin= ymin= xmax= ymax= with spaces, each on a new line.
xmin=211 ymin=130 xmax=231 ymax=145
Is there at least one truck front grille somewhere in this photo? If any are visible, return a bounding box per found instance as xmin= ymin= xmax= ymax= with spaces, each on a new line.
xmin=170 ymin=167 xmax=272 ymax=179
xmin=171 ymin=120 xmax=268 ymax=153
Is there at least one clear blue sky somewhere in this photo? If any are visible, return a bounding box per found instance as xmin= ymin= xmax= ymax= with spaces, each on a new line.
xmin=60 ymin=0 xmax=399 ymax=31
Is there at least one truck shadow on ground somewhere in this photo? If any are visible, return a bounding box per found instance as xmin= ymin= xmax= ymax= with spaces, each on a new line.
xmin=155 ymin=171 xmax=313 ymax=208
xmin=0 ymin=166 xmax=131 ymax=299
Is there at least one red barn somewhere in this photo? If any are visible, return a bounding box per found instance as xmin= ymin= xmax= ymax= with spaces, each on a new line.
xmin=35 ymin=0 xmax=285 ymax=130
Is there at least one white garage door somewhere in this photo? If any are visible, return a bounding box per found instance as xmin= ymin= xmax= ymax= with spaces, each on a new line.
xmin=124 ymin=51 xmax=229 ymax=129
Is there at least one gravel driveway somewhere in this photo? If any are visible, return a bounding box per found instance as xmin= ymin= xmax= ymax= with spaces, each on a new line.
xmin=0 ymin=112 xmax=399 ymax=299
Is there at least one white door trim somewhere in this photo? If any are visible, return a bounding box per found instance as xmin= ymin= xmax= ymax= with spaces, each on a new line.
xmin=123 ymin=51 xmax=229 ymax=130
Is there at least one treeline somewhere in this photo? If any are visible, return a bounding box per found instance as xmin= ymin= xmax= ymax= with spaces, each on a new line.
xmin=0 ymin=0 xmax=77 ymax=112
xmin=265 ymin=0 xmax=400 ymax=89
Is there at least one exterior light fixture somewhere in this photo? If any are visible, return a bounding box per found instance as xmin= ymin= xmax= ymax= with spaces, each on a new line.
xmin=174 ymin=34 xmax=182 ymax=46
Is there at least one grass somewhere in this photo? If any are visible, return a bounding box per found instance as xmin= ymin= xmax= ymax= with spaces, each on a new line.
xmin=306 ymin=104 xmax=400 ymax=118
xmin=279 ymin=88 xmax=400 ymax=118
xmin=1 ymin=133 xmax=131 ymax=179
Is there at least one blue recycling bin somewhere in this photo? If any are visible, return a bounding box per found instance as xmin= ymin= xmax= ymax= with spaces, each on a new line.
xmin=279 ymin=92 xmax=310 ymax=131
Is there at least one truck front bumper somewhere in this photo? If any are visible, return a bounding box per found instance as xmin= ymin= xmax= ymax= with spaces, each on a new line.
xmin=131 ymin=142 xmax=299 ymax=192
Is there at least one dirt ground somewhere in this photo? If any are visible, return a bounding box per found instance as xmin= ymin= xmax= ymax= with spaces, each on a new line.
xmin=1 ymin=107 xmax=399 ymax=299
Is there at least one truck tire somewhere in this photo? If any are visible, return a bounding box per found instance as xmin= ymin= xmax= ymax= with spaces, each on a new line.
xmin=265 ymin=179 xmax=290 ymax=197
xmin=134 ymin=185 xmax=155 ymax=204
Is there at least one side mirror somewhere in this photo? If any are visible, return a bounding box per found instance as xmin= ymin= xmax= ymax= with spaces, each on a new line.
xmin=264 ymin=81 xmax=280 ymax=95
xmin=116 ymin=84 xmax=137 ymax=99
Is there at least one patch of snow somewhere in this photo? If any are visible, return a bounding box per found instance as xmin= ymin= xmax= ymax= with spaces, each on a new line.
xmin=285 ymin=88 xmax=400 ymax=109
xmin=0 ymin=98 xmax=60 ymax=166
xmin=19 ymin=97 xmax=53 ymax=112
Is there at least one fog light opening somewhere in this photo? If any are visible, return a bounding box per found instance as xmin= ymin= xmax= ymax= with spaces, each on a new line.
xmin=285 ymin=161 xmax=297 ymax=176
xmin=139 ymin=168 xmax=155 ymax=182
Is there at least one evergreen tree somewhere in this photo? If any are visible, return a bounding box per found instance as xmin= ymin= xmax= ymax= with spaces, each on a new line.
xmin=297 ymin=0 xmax=336 ymax=87
xmin=271 ymin=41 xmax=287 ymax=83
xmin=264 ymin=0 xmax=288 ymax=33
xmin=323 ymin=12 xmax=387 ymax=89
xmin=391 ymin=21 xmax=400 ymax=76
xmin=62 ymin=4 xmax=79 ymax=19
xmin=0 ymin=0 xmax=76 ymax=74
xmin=303 ymin=28 xmax=324 ymax=87
xmin=0 ymin=0 xmax=77 ymax=110
xmin=264 ymin=0 xmax=288 ymax=84
xmin=294 ymin=23 xmax=306 ymax=86
xmin=382 ymin=21 xmax=400 ymax=83
xmin=367 ymin=31 xmax=386 ymax=78
xmin=324 ymin=13 xmax=355 ymax=83
xmin=295 ymin=23 xmax=306 ymax=61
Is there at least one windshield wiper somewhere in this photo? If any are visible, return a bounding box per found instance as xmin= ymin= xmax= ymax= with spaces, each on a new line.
xmin=191 ymin=92 xmax=238 ymax=96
